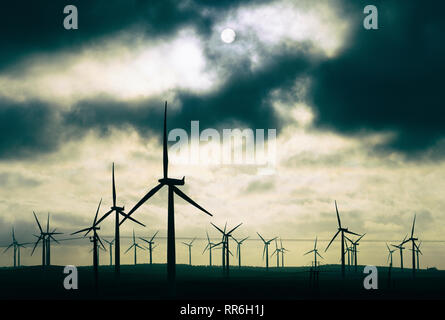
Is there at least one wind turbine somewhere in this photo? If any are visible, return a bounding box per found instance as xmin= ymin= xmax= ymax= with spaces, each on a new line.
xmin=257 ymin=233 xmax=277 ymax=270
xmin=325 ymin=201 xmax=361 ymax=278
xmin=104 ymin=239 xmax=115 ymax=266
xmin=182 ymin=238 xmax=195 ymax=266
xmin=211 ymin=222 xmax=242 ymax=275
xmin=232 ymin=236 xmax=249 ymax=268
xmin=140 ymin=231 xmax=159 ymax=265
xmin=391 ymin=235 xmax=407 ymax=270
xmin=94 ymin=163 xmax=145 ymax=277
xmin=125 ymin=230 xmax=145 ymax=265
xmin=386 ymin=242 xmax=396 ymax=286
xmin=345 ymin=233 xmax=366 ymax=272
xmin=402 ymin=215 xmax=419 ymax=276
xmin=71 ymin=199 xmax=106 ymax=288
xmin=304 ymin=237 xmax=323 ymax=269
xmin=271 ymin=239 xmax=280 ymax=267
xmin=203 ymin=231 xmax=222 ymax=267
xmin=3 ymin=228 xmax=27 ymax=267
xmin=31 ymin=212 xmax=62 ymax=266
xmin=414 ymin=242 xmax=422 ymax=270
xmin=280 ymin=239 xmax=289 ymax=267
xmin=120 ymin=102 xmax=213 ymax=283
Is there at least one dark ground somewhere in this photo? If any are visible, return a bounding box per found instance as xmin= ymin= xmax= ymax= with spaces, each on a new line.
xmin=0 ymin=264 xmax=444 ymax=300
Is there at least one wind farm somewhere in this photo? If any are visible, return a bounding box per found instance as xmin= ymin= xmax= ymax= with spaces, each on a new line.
xmin=0 ymin=101 xmax=444 ymax=301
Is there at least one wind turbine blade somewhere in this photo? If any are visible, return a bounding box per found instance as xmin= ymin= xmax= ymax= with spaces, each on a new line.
xmin=190 ymin=237 xmax=196 ymax=245
xmin=95 ymin=209 xmax=113 ymax=226
xmin=206 ymin=231 xmax=210 ymax=244
xmin=344 ymin=235 xmax=353 ymax=243
xmin=163 ymin=101 xmax=168 ymax=179
xmin=124 ymin=244 xmax=135 ymax=254
xmin=46 ymin=212 xmax=50 ymax=233
xmin=325 ymin=230 xmax=340 ymax=252
xmin=314 ymin=236 xmax=317 ymax=250
xmin=120 ymin=211 xmax=146 ymax=227
xmin=139 ymin=238 xmax=150 ymax=244
xmin=33 ymin=211 xmax=43 ymax=233
xmin=93 ymin=198 xmax=102 ymax=225
xmin=257 ymin=232 xmax=266 ymax=243
xmin=124 ymin=183 xmax=163 ymax=220
xmin=356 ymin=233 xmax=366 ymax=243
xmin=71 ymin=227 xmax=91 ymax=236
xmin=150 ymin=231 xmax=159 ymax=242
xmin=202 ymin=243 xmax=210 ymax=254
xmin=31 ymin=237 xmax=42 ymax=256
xmin=97 ymin=236 xmax=106 ymax=250
xmin=227 ymin=223 xmax=242 ymax=235
xmin=262 ymin=244 xmax=266 ymax=260
xmin=335 ymin=200 xmax=342 ymax=228
xmin=345 ymin=230 xmax=361 ymax=237
xmin=3 ymin=244 xmax=13 ymax=253
xmin=316 ymin=251 xmax=324 ymax=259
xmin=172 ymin=186 xmax=212 ymax=216
xmin=411 ymin=214 xmax=416 ymax=238
xmin=304 ymin=249 xmax=314 ymax=256
xmin=210 ymin=223 xmax=225 ymax=235
xmin=241 ymin=237 xmax=249 ymax=243
xmin=112 ymin=163 xmax=116 ymax=207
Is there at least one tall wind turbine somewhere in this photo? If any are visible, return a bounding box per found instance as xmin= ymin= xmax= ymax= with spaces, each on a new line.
xmin=325 ymin=201 xmax=361 ymax=278
xmin=140 ymin=231 xmax=159 ymax=265
xmin=31 ymin=212 xmax=62 ymax=266
xmin=415 ymin=242 xmax=422 ymax=270
xmin=203 ymin=231 xmax=221 ymax=267
xmin=211 ymin=222 xmax=242 ymax=275
xmin=125 ymin=230 xmax=145 ymax=265
xmin=120 ymin=102 xmax=213 ymax=283
xmin=391 ymin=235 xmax=407 ymax=270
xmin=257 ymin=233 xmax=277 ymax=270
xmin=3 ymin=228 xmax=27 ymax=267
xmin=104 ymin=239 xmax=115 ymax=266
xmin=345 ymin=233 xmax=366 ymax=272
xmin=71 ymin=199 xmax=106 ymax=288
xmin=402 ymin=215 xmax=419 ymax=276
xmin=386 ymin=242 xmax=396 ymax=286
xmin=182 ymin=238 xmax=195 ymax=266
xmin=94 ymin=163 xmax=145 ymax=277
xmin=232 ymin=236 xmax=249 ymax=268
xmin=304 ymin=237 xmax=323 ymax=269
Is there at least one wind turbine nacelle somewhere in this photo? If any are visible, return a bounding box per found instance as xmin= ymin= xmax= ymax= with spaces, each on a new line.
xmin=112 ymin=206 xmax=125 ymax=211
xmin=159 ymin=177 xmax=185 ymax=186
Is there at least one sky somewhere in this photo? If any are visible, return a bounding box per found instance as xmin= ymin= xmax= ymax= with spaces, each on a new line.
xmin=0 ymin=0 xmax=445 ymax=269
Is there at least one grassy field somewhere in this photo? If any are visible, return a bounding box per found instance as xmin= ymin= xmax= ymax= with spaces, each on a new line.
xmin=0 ymin=264 xmax=444 ymax=300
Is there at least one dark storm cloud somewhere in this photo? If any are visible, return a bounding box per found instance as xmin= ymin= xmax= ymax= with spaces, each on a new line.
xmin=0 ymin=98 xmax=62 ymax=159
xmin=0 ymin=0 xmax=266 ymax=70
xmin=310 ymin=0 xmax=445 ymax=156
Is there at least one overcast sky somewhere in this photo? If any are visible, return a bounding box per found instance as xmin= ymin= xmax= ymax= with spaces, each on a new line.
xmin=1 ymin=0 xmax=444 ymax=269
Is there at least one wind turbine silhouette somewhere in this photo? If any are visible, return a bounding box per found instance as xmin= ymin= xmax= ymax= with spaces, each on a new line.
xmin=3 ymin=228 xmax=27 ymax=267
xmin=232 ymin=236 xmax=249 ymax=268
xmin=31 ymin=212 xmax=62 ymax=266
xmin=271 ymin=239 xmax=280 ymax=267
xmin=257 ymin=233 xmax=277 ymax=270
xmin=391 ymin=235 xmax=407 ymax=270
xmin=71 ymin=199 xmax=106 ymax=289
xmin=125 ymin=230 xmax=145 ymax=265
xmin=325 ymin=201 xmax=360 ymax=278
xmin=121 ymin=101 xmax=213 ymax=283
xmin=402 ymin=215 xmax=419 ymax=276
xmin=345 ymin=233 xmax=366 ymax=272
xmin=386 ymin=242 xmax=396 ymax=286
xmin=304 ymin=237 xmax=323 ymax=269
xmin=182 ymin=238 xmax=195 ymax=265
xmin=140 ymin=231 xmax=159 ymax=265
xmin=203 ymin=231 xmax=222 ymax=267
xmin=211 ymin=222 xmax=242 ymax=275
xmin=414 ymin=241 xmax=422 ymax=270
xmin=280 ymin=239 xmax=289 ymax=267
xmin=94 ymin=163 xmax=145 ymax=277
xmin=103 ymin=239 xmax=115 ymax=266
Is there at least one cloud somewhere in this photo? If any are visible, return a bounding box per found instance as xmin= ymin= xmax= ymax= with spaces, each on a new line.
xmin=310 ymin=0 xmax=445 ymax=157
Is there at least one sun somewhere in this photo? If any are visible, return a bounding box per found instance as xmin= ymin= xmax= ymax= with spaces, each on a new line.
xmin=221 ymin=28 xmax=236 ymax=44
